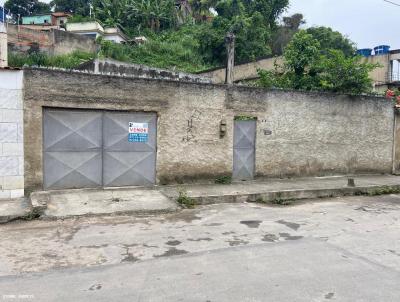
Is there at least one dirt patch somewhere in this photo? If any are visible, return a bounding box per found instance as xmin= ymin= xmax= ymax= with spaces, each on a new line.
xmin=166 ymin=240 xmax=182 ymax=246
xmin=325 ymin=292 xmax=335 ymax=300
xmin=165 ymin=211 xmax=202 ymax=223
xmin=276 ymin=220 xmax=301 ymax=231
xmin=262 ymin=234 xmax=279 ymax=242
xmin=240 ymin=220 xmax=262 ymax=228
xmin=121 ymin=253 xmax=139 ymax=263
xmin=188 ymin=238 xmax=213 ymax=242
xmin=88 ymin=284 xmax=102 ymax=291
xmin=155 ymin=248 xmax=188 ymax=258
xmin=279 ymin=233 xmax=303 ymax=241
xmin=204 ymin=223 xmax=224 ymax=227
xmin=227 ymin=239 xmax=249 ymax=246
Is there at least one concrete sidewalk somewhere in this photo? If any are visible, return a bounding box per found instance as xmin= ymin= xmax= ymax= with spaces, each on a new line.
xmin=1 ymin=174 xmax=400 ymax=222
xmin=161 ymin=174 xmax=400 ymax=204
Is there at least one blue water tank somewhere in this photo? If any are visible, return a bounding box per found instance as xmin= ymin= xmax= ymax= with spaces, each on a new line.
xmin=356 ymin=49 xmax=373 ymax=57
xmin=374 ymin=45 xmax=390 ymax=55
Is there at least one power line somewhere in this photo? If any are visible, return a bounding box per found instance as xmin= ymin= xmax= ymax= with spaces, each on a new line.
xmin=384 ymin=0 xmax=400 ymax=7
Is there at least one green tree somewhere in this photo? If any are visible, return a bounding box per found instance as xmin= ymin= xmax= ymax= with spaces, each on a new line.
xmin=242 ymin=0 xmax=289 ymax=29
xmin=284 ymin=30 xmax=320 ymax=76
xmin=306 ymin=26 xmax=356 ymax=57
xmin=189 ymin=0 xmax=217 ymax=22
xmin=93 ymin=0 xmax=130 ymax=28
xmin=258 ymin=30 xmax=377 ymax=94
xmin=127 ymin=0 xmax=177 ymax=31
xmin=318 ymin=50 xmax=376 ymax=94
xmin=50 ymin=0 xmax=91 ymax=16
xmin=271 ymin=13 xmax=305 ymax=55
xmin=92 ymin=0 xmax=177 ymax=32
xmin=198 ymin=0 xmax=289 ymax=65
xmin=5 ymin=0 xmax=51 ymax=16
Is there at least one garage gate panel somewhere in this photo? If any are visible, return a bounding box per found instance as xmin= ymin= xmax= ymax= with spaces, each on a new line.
xmin=43 ymin=109 xmax=157 ymax=190
xmin=103 ymin=112 xmax=157 ymax=187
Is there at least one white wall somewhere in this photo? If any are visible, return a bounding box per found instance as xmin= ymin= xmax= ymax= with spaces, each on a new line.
xmin=0 ymin=70 xmax=24 ymax=199
xmin=103 ymin=34 xmax=126 ymax=44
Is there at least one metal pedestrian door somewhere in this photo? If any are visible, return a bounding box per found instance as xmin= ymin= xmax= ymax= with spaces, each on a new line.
xmin=233 ymin=119 xmax=256 ymax=180
xmin=43 ymin=109 xmax=157 ymax=190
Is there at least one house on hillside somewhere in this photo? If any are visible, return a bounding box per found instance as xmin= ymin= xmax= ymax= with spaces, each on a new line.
xmin=21 ymin=12 xmax=71 ymax=29
xmin=66 ymin=21 xmax=128 ymax=44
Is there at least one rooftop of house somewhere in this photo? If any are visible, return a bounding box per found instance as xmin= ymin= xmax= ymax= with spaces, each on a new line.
xmin=22 ymin=12 xmax=71 ymax=19
xmin=66 ymin=21 xmax=128 ymax=39
xmin=51 ymin=12 xmax=72 ymax=18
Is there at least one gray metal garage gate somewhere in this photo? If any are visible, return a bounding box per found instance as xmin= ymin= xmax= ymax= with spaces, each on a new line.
xmin=43 ymin=109 xmax=157 ymax=190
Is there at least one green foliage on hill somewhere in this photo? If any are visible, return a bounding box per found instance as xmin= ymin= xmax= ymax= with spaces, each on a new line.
xmin=5 ymin=0 xmax=365 ymax=87
xmin=9 ymin=51 xmax=94 ymax=69
xmin=98 ymin=26 xmax=215 ymax=72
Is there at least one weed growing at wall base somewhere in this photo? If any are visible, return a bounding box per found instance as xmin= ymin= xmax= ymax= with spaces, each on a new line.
xmin=215 ymin=176 xmax=232 ymax=184
xmin=176 ymin=188 xmax=196 ymax=209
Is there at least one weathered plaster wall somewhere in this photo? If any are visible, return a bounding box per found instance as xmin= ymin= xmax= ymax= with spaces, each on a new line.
xmin=199 ymin=56 xmax=284 ymax=84
xmin=52 ymin=30 xmax=97 ymax=55
xmin=229 ymin=87 xmax=394 ymax=177
xmin=7 ymin=25 xmax=97 ymax=56
xmin=23 ymin=68 xmax=395 ymax=193
xmin=0 ymin=70 xmax=24 ymax=199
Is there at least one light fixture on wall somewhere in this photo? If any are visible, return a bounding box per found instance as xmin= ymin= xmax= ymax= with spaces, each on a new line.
xmin=220 ymin=120 xmax=227 ymax=138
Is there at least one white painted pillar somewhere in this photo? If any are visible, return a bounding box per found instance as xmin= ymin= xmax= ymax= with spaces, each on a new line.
xmin=0 ymin=23 xmax=7 ymax=68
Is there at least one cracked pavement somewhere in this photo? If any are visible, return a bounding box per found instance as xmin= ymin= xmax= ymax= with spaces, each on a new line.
xmin=1 ymin=194 xmax=400 ymax=277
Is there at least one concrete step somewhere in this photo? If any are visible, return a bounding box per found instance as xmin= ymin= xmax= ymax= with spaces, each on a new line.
xmin=0 ymin=198 xmax=32 ymax=223
xmin=31 ymin=187 xmax=179 ymax=219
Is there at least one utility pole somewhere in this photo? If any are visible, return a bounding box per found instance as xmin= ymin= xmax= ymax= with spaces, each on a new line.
xmin=225 ymin=32 xmax=235 ymax=85
xmin=383 ymin=0 xmax=400 ymax=6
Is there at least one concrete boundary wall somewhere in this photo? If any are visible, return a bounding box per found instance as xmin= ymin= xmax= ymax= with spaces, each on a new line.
xmin=21 ymin=68 xmax=397 ymax=194
xmin=77 ymin=58 xmax=212 ymax=83
xmin=0 ymin=69 xmax=24 ymax=199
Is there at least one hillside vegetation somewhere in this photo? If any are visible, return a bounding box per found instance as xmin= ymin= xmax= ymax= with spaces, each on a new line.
xmin=5 ymin=0 xmax=377 ymax=94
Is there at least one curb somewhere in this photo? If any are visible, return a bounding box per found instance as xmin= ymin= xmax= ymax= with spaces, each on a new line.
xmin=188 ymin=185 xmax=400 ymax=205
xmin=1 ymin=183 xmax=400 ymax=223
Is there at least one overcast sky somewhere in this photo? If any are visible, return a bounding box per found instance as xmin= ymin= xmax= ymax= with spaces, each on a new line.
xmin=287 ymin=0 xmax=400 ymax=50
xmin=1 ymin=0 xmax=399 ymax=50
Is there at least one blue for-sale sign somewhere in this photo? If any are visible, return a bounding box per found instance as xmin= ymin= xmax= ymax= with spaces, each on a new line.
xmin=128 ymin=122 xmax=149 ymax=143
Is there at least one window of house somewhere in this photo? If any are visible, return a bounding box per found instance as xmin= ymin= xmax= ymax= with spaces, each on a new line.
xmin=60 ymin=20 xmax=64 ymax=25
